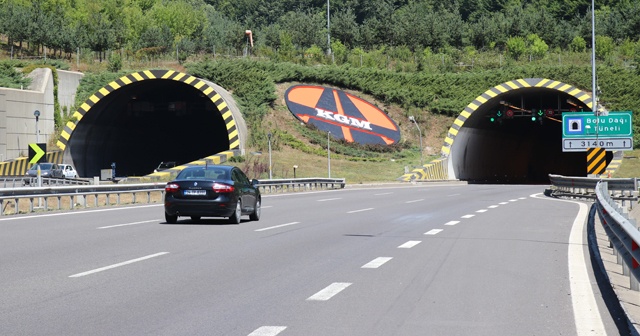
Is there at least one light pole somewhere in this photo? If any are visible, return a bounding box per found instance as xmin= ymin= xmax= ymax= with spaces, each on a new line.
xmin=409 ymin=116 xmax=423 ymax=166
xmin=327 ymin=131 xmax=331 ymax=178
xmin=34 ymin=110 xmax=40 ymax=143
xmin=326 ymin=0 xmax=331 ymax=55
xmin=268 ymin=133 xmax=272 ymax=179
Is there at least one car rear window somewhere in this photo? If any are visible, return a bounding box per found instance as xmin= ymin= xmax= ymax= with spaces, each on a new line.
xmin=177 ymin=168 xmax=229 ymax=180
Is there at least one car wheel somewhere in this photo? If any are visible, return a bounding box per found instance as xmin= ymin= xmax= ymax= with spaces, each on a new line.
xmin=249 ymin=199 xmax=261 ymax=221
xmin=165 ymin=213 xmax=178 ymax=224
xmin=228 ymin=201 xmax=241 ymax=224
xmin=190 ymin=216 xmax=201 ymax=221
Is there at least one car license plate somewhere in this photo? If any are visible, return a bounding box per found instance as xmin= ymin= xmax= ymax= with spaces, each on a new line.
xmin=184 ymin=190 xmax=206 ymax=196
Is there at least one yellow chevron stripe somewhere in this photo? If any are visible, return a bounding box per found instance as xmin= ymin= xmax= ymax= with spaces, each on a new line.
xmin=108 ymin=81 xmax=121 ymax=90
xmin=535 ymin=78 xmax=550 ymax=87
xmin=99 ymin=87 xmax=110 ymax=96
xmin=132 ymin=73 xmax=144 ymax=81
xmin=162 ymin=71 xmax=175 ymax=79
xmin=516 ymin=79 xmax=530 ymax=87
xmin=143 ymin=70 xmax=155 ymax=79
xmin=173 ymin=73 xmax=185 ymax=81
xmin=460 ymin=111 xmax=471 ymax=118
xmin=485 ymin=89 xmax=498 ymax=97
xmin=505 ymin=81 xmax=519 ymax=89
xmin=89 ymin=95 xmax=99 ymax=103
xmin=476 ymin=96 xmax=487 ymax=104
xmin=184 ymin=76 xmax=196 ymax=84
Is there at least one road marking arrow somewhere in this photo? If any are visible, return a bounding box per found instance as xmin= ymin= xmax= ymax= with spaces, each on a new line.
xmin=29 ymin=143 xmax=45 ymax=164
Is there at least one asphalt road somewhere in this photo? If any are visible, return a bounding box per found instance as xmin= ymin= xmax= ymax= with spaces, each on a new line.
xmin=0 ymin=184 xmax=619 ymax=335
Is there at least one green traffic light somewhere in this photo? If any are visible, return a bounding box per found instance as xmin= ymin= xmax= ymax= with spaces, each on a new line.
xmin=531 ymin=116 xmax=536 ymax=121
xmin=490 ymin=117 xmax=495 ymax=122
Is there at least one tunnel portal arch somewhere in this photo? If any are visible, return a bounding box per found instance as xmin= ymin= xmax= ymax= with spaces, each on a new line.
xmin=440 ymin=78 xmax=612 ymax=184
xmin=56 ymin=70 xmax=244 ymax=178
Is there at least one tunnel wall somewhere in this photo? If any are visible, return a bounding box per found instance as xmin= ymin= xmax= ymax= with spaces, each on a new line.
xmin=56 ymin=69 xmax=246 ymax=156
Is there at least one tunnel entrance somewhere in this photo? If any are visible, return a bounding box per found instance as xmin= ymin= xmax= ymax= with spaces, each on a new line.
xmin=67 ymin=78 xmax=230 ymax=177
xmin=445 ymin=79 xmax=612 ymax=184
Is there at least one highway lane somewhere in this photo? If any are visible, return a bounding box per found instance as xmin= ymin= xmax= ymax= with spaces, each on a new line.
xmin=0 ymin=184 xmax=618 ymax=335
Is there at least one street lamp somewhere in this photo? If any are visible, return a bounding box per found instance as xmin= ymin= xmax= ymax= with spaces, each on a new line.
xmin=34 ymin=110 xmax=40 ymax=143
xmin=409 ymin=116 xmax=423 ymax=166
xmin=267 ymin=133 xmax=272 ymax=179
xmin=327 ymin=131 xmax=331 ymax=178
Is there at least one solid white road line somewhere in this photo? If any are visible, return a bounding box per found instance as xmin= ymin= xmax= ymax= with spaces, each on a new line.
xmin=476 ymin=209 xmax=488 ymax=213
xmin=488 ymin=205 xmax=499 ymax=208
xmin=69 ymin=252 xmax=169 ymax=278
xmin=461 ymin=214 xmax=475 ymax=219
xmin=398 ymin=240 xmax=422 ymax=248
xmin=248 ymin=326 xmax=287 ymax=336
xmin=445 ymin=221 xmax=460 ymax=226
xmin=97 ymin=219 xmax=160 ymax=229
xmin=347 ymin=208 xmax=374 ymax=214
xmin=362 ymin=257 xmax=393 ymax=268
xmin=530 ymin=193 xmax=606 ymax=335
xmin=255 ymin=222 xmax=301 ymax=232
xmin=424 ymin=229 xmax=443 ymax=235
xmin=405 ymin=199 xmax=424 ymax=203
xmin=317 ymin=198 xmax=342 ymax=202
xmin=307 ymin=282 xmax=352 ymax=301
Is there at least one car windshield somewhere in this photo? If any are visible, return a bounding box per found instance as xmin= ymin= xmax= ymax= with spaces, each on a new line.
xmin=177 ymin=168 xmax=229 ymax=180
xmin=30 ymin=163 xmax=52 ymax=170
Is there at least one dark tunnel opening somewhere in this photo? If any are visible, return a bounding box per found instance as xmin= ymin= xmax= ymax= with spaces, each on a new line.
xmin=451 ymin=88 xmax=612 ymax=184
xmin=69 ymin=80 xmax=230 ymax=177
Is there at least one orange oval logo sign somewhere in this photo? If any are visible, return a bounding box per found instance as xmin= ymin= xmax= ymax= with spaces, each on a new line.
xmin=285 ymin=85 xmax=401 ymax=145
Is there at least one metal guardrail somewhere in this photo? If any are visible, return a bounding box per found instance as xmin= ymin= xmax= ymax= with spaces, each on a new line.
xmin=594 ymin=181 xmax=640 ymax=291
xmin=0 ymin=178 xmax=346 ymax=216
xmin=548 ymin=174 xmax=638 ymax=203
xmin=0 ymin=176 xmax=90 ymax=188
xmin=257 ymin=178 xmax=346 ymax=194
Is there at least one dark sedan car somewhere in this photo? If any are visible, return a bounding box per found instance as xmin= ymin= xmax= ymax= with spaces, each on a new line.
xmin=164 ymin=165 xmax=261 ymax=224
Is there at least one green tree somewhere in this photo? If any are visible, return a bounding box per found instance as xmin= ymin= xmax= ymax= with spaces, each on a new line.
xmin=569 ymin=36 xmax=586 ymax=52
xmin=526 ymin=34 xmax=548 ymax=59
xmin=505 ymin=36 xmax=526 ymax=60
xmin=595 ymin=35 xmax=614 ymax=61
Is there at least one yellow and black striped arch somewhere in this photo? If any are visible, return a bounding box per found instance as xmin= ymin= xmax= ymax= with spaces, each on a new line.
xmin=441 ymin=78 xmax=593 ymax=156
xmin=56 ymin=70 xmax=240 ymax=151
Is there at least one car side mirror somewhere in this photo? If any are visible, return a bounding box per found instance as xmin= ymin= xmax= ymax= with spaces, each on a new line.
xmin=251 ymin=179 xmax=259 ymax=186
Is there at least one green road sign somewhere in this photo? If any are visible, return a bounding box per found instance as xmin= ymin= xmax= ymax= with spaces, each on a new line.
xmin=28 ymin=143 xmax=46 ymax=164
xmin=562 ymin=111 xmax=633 ymax=138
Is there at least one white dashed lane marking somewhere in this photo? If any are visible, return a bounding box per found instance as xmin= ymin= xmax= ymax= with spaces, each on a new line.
xmin=461 ymin=214 xmax=475 ymax=219
xmin=347 ymin=208 xmax=374 ymax=214
xmin=69 ymin=252 xmax=169 ymax=278
xmin=509 ymin=199 xmax=518 ymax=202
xmin=488 ymin=205 xmax=499 ymax=208
xmin=476 ymin=209 xmax=488 ymax=213
xmin=406 ymin=199 xmax=424 ymax=203
xmin=499 ymin=202 xmax=509 ymax=205
xmin=519 ymin=197 xmax=527 ymax=200
xmin=307 ymin=282 xmax=352 ymax=301
xmin=98 ymin=219 xmax=159 ymax=229
xmin=255 ymin=222 xmax=301 ymax=232
xmin=425 ymin=229 xmax=443 ymax=235
xmin=398 ymin=241 xmax=422 ymax=248
xmin=317 ymin=198 xmax=342 ymax=202
xmin=374 ymin=192 xmax=393 ymax=196
xmin=445 ymin=221 xmax=460 ymax=226
xmin=362 ymin=257 xmax=393 ymax=268
xmin=248 ymin=326 xmax=287 ymax=336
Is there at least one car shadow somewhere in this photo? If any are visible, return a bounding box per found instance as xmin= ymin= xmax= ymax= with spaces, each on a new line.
xmin=160 ymin=218 xmax=247 ymax=225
